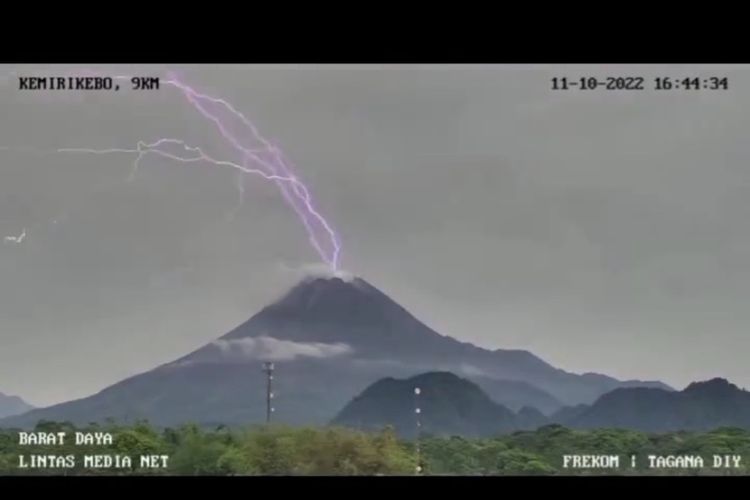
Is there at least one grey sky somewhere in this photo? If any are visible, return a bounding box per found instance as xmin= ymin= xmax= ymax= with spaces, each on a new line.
xmin=1 ymin=64 xmax=748 ymax=406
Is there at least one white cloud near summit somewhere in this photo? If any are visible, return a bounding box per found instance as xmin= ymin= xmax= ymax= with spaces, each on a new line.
xmin=212 ymin=336 xmax=353 ymax=361
xmin=278 ymin=262 xmax=358 ymax=283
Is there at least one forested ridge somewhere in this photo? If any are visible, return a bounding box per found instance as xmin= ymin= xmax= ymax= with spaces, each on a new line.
xmin=1 ymin=421 xmax=748 ymax=475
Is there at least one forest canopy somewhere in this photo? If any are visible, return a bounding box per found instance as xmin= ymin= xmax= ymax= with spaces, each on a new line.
xmin=0 ymin=422 xmax=748 ymax=475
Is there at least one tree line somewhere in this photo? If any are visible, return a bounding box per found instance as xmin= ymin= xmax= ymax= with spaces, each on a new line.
xmin=0 ymin=421 xmax=748 ymax=475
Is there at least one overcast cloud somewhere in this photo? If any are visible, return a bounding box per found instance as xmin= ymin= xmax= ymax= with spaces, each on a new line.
xmin=1 ymin=64 xmax=749 ymax=406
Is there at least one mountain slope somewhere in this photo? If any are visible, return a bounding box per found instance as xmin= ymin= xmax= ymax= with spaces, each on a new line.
xmin=1 ymin=275 xmax=669 ymax=428
xmin=186 ymin=276 xmax=669 ymax=404
xmin=470 ymin=377 xmax=562 ymax=415
xmin=516 ymin=406 xmax=549 ymax=430
xmin=0 ymin=392 xmax=33 ymax=419
xmin=549 ymin=404 xmax=589 ymax=424
xmin=332 ymin=372 xmax=522 ymax=437
xmin=567 ymin=378 xmax=750 ymax=432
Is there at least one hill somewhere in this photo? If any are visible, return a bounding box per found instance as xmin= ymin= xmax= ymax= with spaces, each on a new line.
xmin=1 ymin=275 xmax=669 ymax=428
xmin=0 ymin=392 xmax=33 ymax=419
xmin=471 ymin=377 xmax=562 ymax=415
xmin=567 ymin=378 xmax=750 ymax=432
xmin=331 ymin=372 xmax=523 ymax=437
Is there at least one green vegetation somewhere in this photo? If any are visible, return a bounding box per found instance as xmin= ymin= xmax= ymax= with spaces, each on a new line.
xmin=0 ymin=421 xmax=748 ymax=475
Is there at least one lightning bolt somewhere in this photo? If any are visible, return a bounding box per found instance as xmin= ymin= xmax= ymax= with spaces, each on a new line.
xmin=3 ymin=228 xmax=26 ymax=244
xmin=1 ymin=70 xmax=343 ymax=270
xmin=226 ymin=169 xmax=247 ymax=223
xmin=58 ymin=139 xmax=304 ymax=188
xmin=128 ymin=149 xmax=145 ymax=183
xmin=159 ymin=72 xmax=342 ymax=270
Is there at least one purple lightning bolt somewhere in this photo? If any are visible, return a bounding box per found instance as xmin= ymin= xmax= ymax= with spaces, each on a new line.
xmin=44 ymin=69 xmax=343 ymax=271
xmin=160 ymin=73 xmax=342 ymax=270
xmin=164 ymin=74 xmax=341 ymax=271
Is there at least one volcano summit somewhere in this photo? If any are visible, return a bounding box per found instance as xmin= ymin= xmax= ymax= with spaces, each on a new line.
xmin=1 ymin=275 xmax=669 ymax=428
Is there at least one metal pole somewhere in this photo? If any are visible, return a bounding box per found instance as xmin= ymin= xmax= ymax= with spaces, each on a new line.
xmin=262 ymin=362 xmax=275 ymax=424
xmin=414 ymin=386 xmax=422 ymax=475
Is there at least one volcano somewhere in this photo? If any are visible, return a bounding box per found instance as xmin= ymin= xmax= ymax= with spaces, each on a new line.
xmin=1 ymin=275 xmax=670 ymax=428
